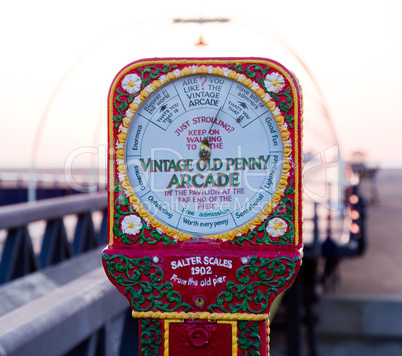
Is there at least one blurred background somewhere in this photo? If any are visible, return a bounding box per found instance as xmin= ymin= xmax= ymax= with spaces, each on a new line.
xmin=1 ymin=1 xmax=402 ymax=355
xmin=1 ymin=0 xmax=401 ymax=169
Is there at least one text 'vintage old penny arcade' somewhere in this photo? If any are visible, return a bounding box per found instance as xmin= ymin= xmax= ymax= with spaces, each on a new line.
xmin=103 ymin=57 xmax=303 ymax=355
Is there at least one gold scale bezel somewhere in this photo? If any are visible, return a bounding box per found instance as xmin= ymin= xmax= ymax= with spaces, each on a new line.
xmin=110 ymin=61 xmax=295 ymax=242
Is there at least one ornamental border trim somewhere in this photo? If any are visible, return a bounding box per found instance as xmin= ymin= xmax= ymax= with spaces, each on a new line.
xmin=108 ymin=58 xmax=302 ymax=244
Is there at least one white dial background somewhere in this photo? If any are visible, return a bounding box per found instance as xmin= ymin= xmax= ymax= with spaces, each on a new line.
xmin=125 ymin=74 xmax=284 ymax=236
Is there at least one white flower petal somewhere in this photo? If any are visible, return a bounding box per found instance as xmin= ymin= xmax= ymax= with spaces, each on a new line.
xmin=264 ymin=72 xmax=286 ymax=93
xmin=125 ymin=110 xmax=134 ymax=118
xmin=223 ymin=68 xmax=231 ymax=77
xmin=121 ymin=215 xmax=142 ymax=235
xmin=273 ymin=107 xmax=281 ymax=116
xmin=266 ymin=217 xmax=288 ymax=237
xmin=122 ymin=74 xmax=141 ymax=94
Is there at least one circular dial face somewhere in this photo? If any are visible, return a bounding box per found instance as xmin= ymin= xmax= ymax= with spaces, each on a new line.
xmin=124 ymin=74 xmax=284 ymax=237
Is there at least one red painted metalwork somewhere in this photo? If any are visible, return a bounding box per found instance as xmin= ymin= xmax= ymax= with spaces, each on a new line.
xmin=170 ymin=322 xmax=232 ymax=355
xmin=104 ymin=57 xmax=303 ymax=355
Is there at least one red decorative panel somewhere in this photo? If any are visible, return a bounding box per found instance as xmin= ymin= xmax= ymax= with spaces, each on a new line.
xmin=169 ymin=322 xmax=232 ymax=355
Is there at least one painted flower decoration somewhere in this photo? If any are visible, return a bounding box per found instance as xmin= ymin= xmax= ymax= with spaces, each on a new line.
xmin=223 ymin=67 xmax=231 ymax=77
xmin=121 ymin=214 xmax=142 ymax=235
xmin=272 ymin=107 xmax=281 ymax=116
xmin=173 ymin=69 xmax=181 ymax=76
xmin=264 ymin=72 xmax=285 ymax=93
xmin=122 ymin=73 xmax=141 ymax=94
xmin=266 ymin=217 xmax=288 ymax=237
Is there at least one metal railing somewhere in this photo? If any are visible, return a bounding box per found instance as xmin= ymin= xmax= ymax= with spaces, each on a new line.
xmin=0 ymin=247 xmax=138 ymax=356
xmin=0 ymin=191 xmax=365 ymax=356
xmin=0 ymin=192 xmax=139 ymax=356
xmin=0 ymin=192 xmax=107 ymax=284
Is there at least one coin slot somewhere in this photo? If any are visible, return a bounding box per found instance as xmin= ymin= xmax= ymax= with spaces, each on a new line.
xmin=194 ymin=296 xmax=206 ymax=308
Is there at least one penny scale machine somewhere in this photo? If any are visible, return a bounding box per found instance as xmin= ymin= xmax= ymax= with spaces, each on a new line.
xmin=103 ymin=57 xmax=303 ymax=355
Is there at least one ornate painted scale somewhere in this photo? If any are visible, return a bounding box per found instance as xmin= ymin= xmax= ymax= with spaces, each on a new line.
xmin=103 ymin=57 xmax=303 ymax=355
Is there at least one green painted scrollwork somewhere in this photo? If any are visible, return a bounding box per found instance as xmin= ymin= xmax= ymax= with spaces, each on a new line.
xmin=233 ymin=182 xmax=295 ymax=246
xmin=113 ymin=64 xmax=178 ymax=127
xmin=229 ymin=64 xmax=270 ymax=80
xmin=230 ymin=63 xmax=295 ymax=128
xmin=113 ymin=89 xmax=135 ymax=127
xmin=207 ymin=255 xmax=298 ymax=314
xmin=270 ymin=88 xmax=294 ymax=129
xmin=141 ymin=319 xmax=163 ymax=356
xmin=138 ymin=64 xmax=177 ymax=87
xmin=238 ymin=321 xmax=261 ymax=356
xmin=103 ymin=254 xmax=192 ymax=312
xmin=113 ymin=180 xmax=176 ymax=245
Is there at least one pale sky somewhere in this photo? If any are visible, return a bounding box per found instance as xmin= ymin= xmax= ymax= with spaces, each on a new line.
xmin=1 ymin=0 xmax=401 ymax=168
